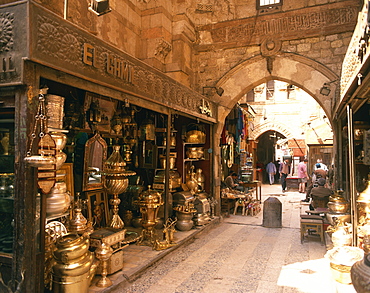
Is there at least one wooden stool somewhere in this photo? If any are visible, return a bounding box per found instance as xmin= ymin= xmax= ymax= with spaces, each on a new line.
xmin=300 ymin=215 xmax=324 ymax=244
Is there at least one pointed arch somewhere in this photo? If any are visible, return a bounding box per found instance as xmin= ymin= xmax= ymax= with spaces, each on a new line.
xmin=249 ymin=121 xmax=293 ymax=140
xmin=215 ymin=53 xmax=338 ymax=124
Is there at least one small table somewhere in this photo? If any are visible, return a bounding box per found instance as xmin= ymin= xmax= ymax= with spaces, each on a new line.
xmin=240 ymin=181 xmax=262 ymax=202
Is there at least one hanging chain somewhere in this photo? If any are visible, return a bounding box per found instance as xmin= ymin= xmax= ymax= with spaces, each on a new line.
xmin=26 ymin=92 xmax=48 ymax=156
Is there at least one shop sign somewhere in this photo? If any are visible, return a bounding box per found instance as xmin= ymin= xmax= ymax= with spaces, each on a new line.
xmin=28 ymin=3 xmax=216 ymax=122
xmin=83 ymin=43 xmax=134 ymax=83
xmin=0 ymin=7 xmax=25 ymax=84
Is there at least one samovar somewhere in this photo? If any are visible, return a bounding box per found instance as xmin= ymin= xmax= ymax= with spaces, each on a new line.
xmin=136 ymin=186 xmax=163 ymax=246
xmin=102 ymin=145 xmax=136 ymax=229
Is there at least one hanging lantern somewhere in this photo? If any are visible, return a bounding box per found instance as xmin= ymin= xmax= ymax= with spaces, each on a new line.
xmin=139 ymin=114 xmax=155 ymax=141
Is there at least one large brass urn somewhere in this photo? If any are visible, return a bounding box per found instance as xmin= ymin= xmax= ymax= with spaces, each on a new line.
xmin=136 ymin=186 xmax=163 ymax=245
xmin=102 ymin=145 xmax=135 ymax=229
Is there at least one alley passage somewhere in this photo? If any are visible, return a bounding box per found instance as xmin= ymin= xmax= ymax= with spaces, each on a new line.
xmin=113 ymin=185 xmax=352 ymax=293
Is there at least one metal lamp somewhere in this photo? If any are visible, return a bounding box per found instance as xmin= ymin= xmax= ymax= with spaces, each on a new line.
xmin=88 ymin=0 xmax=111 ymax=16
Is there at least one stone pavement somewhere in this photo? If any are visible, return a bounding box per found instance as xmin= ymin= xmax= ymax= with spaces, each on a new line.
xmin=89 ymin=184 xmax=357 ymax=293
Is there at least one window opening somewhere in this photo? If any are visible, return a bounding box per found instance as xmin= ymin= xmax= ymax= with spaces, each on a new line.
xmin=266 ymin=80 xmax=275 ymax=100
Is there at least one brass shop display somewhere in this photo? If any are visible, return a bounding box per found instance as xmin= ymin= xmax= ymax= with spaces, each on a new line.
xmin=163 ymin=133 xmax=176 ymax=147
xmin=0 ymin=173 xmax=14 ymax=198
xmin=159 ymin=152 xmax=177 ymax=169
xmin=153 ymin=170 xmax=181 ymax=191
xmin=136 ymin=186 xmax=163 ymax=246
xmin=51 ymin=233 xmax=98 ymax=293
xmin=193 ymin=194 xmax=211 ymax=226
xmin=139 ymin=115 xmax=155 ymax=141
xmin=185 ymin=123 xmax=206 ymax=144
xmin=172 ymin=191 xmax=194 ymax=207
xmin=102 ymin=145 xmax=136 ymax=229
xmin=186 ymin=147 xmax=204 ymax=159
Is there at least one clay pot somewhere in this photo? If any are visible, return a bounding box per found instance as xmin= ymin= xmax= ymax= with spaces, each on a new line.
xmin=351 ymin=254 xmax=370 ymax=292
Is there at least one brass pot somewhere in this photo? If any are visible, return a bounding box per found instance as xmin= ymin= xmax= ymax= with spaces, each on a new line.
xmin=50 ymin=132 xmax=68 ymax=151
xmin=185 ymin=130 xmax=206 ymax=144
xmin=186 ymin=147 xmax=204 ymax=159
xmin=46 ymin=182 xmax=71 ymax=217
xmin=159 ymin=154 xmax=176 ymax=169
xmin=53 ymin=233 xmax=90 ymax=262
xmin=175 ymin=210 xmax=194 ymax=231
xmin=328 ymin=201 xmax=350 ymax=214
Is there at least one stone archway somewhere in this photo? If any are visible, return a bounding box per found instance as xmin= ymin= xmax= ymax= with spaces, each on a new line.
xmin=212 ymin=53 xmax=337 ymax=193
xmin=249 ymin=121 xmax=293 ymax=141
xmin=216 ymin=53 xmax=338 ymax=125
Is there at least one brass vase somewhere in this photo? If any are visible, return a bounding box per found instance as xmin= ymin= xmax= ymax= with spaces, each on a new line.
xmin=102 ymin=145 xmax=135 ymax=229
xmin=45 ymin=181 xmax=71 ymax=218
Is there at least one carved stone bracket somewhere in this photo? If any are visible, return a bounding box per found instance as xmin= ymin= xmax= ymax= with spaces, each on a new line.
xmin=154 ymin=38 xmax=172 ymax=61
xmin=261 ymin=39 xmax=281 ymax=57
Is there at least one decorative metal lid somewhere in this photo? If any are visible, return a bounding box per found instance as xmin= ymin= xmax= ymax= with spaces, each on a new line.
xmin=103 ymin=145 xmax=136 ymax=176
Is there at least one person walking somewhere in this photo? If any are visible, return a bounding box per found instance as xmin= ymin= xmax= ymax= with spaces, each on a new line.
xmin=266 ymin=161 xmax=277 ymax=185
xmin=279 ymin=158 xmax=291 ymax=193
xmin=297 ymin=159 xmax=309 ymax=194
